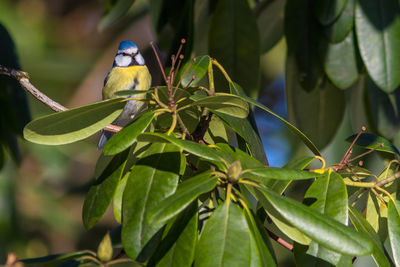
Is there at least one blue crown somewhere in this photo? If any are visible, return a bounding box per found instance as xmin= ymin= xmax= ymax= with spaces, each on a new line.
xmin=118 ymin=40 xmax=137 ymax=50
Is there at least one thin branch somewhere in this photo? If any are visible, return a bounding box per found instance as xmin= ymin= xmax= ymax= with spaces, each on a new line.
xmin=265 ymin=228 xmax=294 ymax=251
xmin=0 ymin=65 xmax=122 ymax=133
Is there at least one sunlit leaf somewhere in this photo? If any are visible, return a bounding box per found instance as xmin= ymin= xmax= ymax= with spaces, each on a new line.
xmin=348 ymin=206 xmax=392 ymax=267
xmin=255 ymin=186 xmax=373 ymax=255
xmin=24 ymin=98 xmax=125 ymax=145
xmin=103 ymin=111 xmax=156 ymax=155
xmin=388 ymin=200 xmax=400 ymax=266
xmin=177 ymin=55 xmax=210 ymax=87
xmin=195 ymin=201 xmax=253 ymax=267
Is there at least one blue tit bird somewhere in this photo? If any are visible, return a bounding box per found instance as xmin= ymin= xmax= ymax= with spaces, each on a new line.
xmin=97 ymin=40 xmax=152 ymax=149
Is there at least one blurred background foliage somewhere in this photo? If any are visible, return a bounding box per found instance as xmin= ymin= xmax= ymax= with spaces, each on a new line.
xmin=0 ymin=0 xmax=399 ymax=266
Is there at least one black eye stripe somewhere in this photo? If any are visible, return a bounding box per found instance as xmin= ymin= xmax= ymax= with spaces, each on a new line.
xmin=117 ymin=51 xmax=139 ymax=57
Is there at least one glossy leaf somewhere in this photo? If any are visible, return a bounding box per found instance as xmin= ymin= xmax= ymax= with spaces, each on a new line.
xmin=230 ymin=82 xmax=321 ymax=156
xmin=83 ymin=153 xmax=127 ymax=229
xmin=320 ymin=31 xmax=359 ymax=89
xmin=315 ymin=0 xmax=348 ymax=25
xmin=255 ymin=186 xmax=373 ymax=255
xmin=286 ymin=52 xmax=345 ymax=150
xmin=323 ymin=0 xmax=355 ymax=43
xmin=209 ymin=0 xmax=260 ymax=97
xmin=244 ymin=209 xmax=277 ymax=266
xmin=285 ymin=0 xmax=323 ymax=91
xmin=195 ymin=201 xmax=252 ymax=267
xmin=122 ymin=143 xmax=181 ymax=259
xmin=178 ymin=55 xmax=210 ymax=87
xmin=113 ymin=89 xmax=153 ymax=97
xmin=138 ymin=132 xmax=224 ymax=166
xmin=215 ymin=143 xmax=265 ymax=169
xmin=257 ymin=0 xmax=285 ymax=53
xmin=348 ymin=206 xmax=391 ymax=267
xmin=103 ymin=111 xmax=155 ymax=155
xmin=388 ymin=200 xmax=400 ymax=266
xmin=154 ymin=203 xmax=198 ymax=267
xmin=356 ymin=0 xmax=400 ymax=92
xmin=148 ymin=170 xmax=217 ymax=225
xmin=112 ymin=172 xmax=129 ymax=223
xmin=190 ymin=93 xmax=249 ymax=119
xmin=98 ymin=0 xmax=136 ymax=31
xmin=245 ymin=167 xmax=320 ymax=183
xmin=24 ymin=98 xmax=125 ymax=145
xmin=305 ymin=171 xmax=348 ymax=265
xmin=346 ymin=132 xmax=400 ymax=154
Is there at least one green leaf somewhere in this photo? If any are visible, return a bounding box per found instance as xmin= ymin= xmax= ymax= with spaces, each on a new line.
xmin=346 ymin=132 xmax=400 ymax=154
xmin=230 ymin=82 xmax=321 ymax=156
xmin=215 ymin=143 xmax=265 ymax=169
xmin=315 ymin=0 xmax=348 ymax=25
xmin=21 ymin=251 xmax=94 ymax=266
xmin=320 ymin=31 xmax=359 ymax=89
xmin=154 ymin=203 xmax=198 ymax=267
xmin=323 ymin=0 xmax=355 ymax=43
xmin=348 ymin=206 xmax=392 ymax=267
xmin=304 ymin=172 xmax=348 ymax=265
xmin=195 ymin=201 xmax=253 ymax=267
xmin=98 ymin=0 xmax=136 ymax=31
xmin=178 ymin=55 xmax=210 ymax=87
xmin=138 ymin=132 xmax=224 ymax=167
xmin=103 ymin=111 xmax=156 ymax=155
xmin=97 ymin=232 xmax=113 ymax=262
xmin=190 ymin=93 xmax=249 ymax=119
xmin=286 ymin=52 xmax=345 ymax=150
xmin=113 ymin=89 xmax=154 ymax=97
xmin=244 ymin=209 xmax=277 ymax=266
xmin=209 ymin=0 xmax=260 ymax=98
xmin=388 ymin=200 xmax=400 ymax=266
xmin=83 ymin=153 xmax=127 ymax=229
xmin=285 ymin=0 xmax=323 ymax=91
xmin=122 ymin=143 xmax=181 ymax=259
xmin=256 ymin=0 xmax=285 ymax=53
xmin=355 ymin=0 xmax=400 ymax=92
xmin=24 ymin=98 xmax=125 ymax=145
xmin=148 ymin=170 xmax=217 ymax=225
xmin=245 ymin=167 xmax=321 ymax=182
xmin=255 ymin=186 xmax=373 ymax=255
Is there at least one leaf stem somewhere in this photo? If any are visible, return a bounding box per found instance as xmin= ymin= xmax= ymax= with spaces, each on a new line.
xmin=211 ymin=59 xmax=233 ymax=83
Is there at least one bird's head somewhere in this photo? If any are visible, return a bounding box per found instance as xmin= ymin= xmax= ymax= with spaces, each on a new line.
xmin=113 ymin=40 xmax=145 ymax=67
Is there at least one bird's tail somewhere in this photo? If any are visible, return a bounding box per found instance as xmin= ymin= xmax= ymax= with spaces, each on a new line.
xmin=97 ymin=130 xmax=114 ymax=150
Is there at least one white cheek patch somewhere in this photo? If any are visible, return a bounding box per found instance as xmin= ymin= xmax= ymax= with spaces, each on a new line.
xmin=135 ymin=54 xmax=145 ymax=65
xmin=115 ymin=55 xmax=132 ymax=67
xmin=118 ymin=47 xmax=138 ymax=55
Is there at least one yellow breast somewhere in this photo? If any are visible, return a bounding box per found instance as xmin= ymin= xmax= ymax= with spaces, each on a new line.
xmin=102 ymin=65 xmax=152 ymax=100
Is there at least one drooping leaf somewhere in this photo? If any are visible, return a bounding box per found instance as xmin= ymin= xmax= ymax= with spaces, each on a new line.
xmin=103 ymin=111 xmax=156 ymax=155
xmin=209 ymin=0 xmax=260 ymax=98
xmin=346 ymin=132 xmax=400 ymax=154
xmin=388 ymin=200 xmax=400 ymax=266
xmin=112 ymin=172 xmax=129 ymax=223
xmin=177 ymin=55 xmax=210 ymax=87
xmin=323 ymin=0 xmax=355 ymax=43
xmin=348 ymin=206 xmax=392 ymax=267
xmin=190 ymin=93 xmax=249 ymax=119
xmin=356 ymin=0 xmax=400 ymax=92
xmin=286 ymin=52 xmax=345 ymax=150
xmin=148 ymin=170 xmax=217 ymax=225
xmin=195 ymin=201 xmax=253 ymax=267
xmin=138 ymin=132 xmax=224 ymax=168
xmin=315 ymin=0 xmax=348 ymax=25
xmin=320 ymin=31 xmax=359 ymax=89
xmin=122 ymin=143 xmax=181 ymax=259
xmin=98 ymin=0 xmax=136 ymax=31
xmin=304 ymin=171 xmax=348 ymax=265
xmin=83 ymin=152 xmax=127 ymax=229
xmin=230 ymin=82 xmax=321 ymax=156
xmin=245 ymin=167 xmax=321 ymax=182
xmin=285 ymin=0 xmax=323 ymax=91
xmin=256 ymin=0 xmax=285 ymax=53
xmin=24 ymin=98 xmax=126 ymax=145
xmin=152 ymin=203 xmax=198 ymax=267
xmin=255 ymin=186 xmax=373 ymax=255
